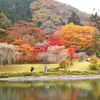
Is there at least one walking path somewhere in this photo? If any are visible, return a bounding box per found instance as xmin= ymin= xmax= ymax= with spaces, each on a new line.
xmin=0 ymin=75 xmax=100 ymax=81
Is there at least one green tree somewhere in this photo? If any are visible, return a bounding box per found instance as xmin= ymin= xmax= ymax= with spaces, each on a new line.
xmin=93 ymin=29 xmax=100 ymax=51
xmin=90 ymin=11 xmax=100 ymax=32
xmin=0 ymin=10 xmax=12 ymax=42
xmin=68 ymin=12 xmax=82 ymax=25
xmin=0 ymin=0 xmax=36 ymax=21
xmin=59 ymin=60 xmax=70 ymax=70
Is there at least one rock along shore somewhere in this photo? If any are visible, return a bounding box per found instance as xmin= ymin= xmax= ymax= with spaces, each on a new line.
xmin=0 ymin=75 xmax=100 ymax=81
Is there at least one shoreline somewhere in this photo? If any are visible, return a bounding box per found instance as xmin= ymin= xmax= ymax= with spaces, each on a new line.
xmin=0 ymin=75 xmax=100 ymax=81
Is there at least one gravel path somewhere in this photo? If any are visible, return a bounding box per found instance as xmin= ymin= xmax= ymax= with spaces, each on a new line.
xmin=0 ymin=75 xmax=100 ymax=81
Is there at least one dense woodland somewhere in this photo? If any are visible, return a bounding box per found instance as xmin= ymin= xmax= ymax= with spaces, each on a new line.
xmin=0 ymin=0 xmax=36 ymax=21
xmin=0 ymin=0 xmax=100 ymax=65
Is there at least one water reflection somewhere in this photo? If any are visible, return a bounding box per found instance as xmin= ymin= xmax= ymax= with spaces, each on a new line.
xmin=0 ymin=80 xmax=100 ymax=100
xmin=45 ymin=83 xmax=50 ymax=89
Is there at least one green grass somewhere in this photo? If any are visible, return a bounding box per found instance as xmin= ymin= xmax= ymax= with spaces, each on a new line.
xmin=0 ymin=64 xmax=59 ymax=73
xmin=0 ymin=61 xmax=99 ymax=77
xmin=0 ymin=62 xmax=92 ymax=73
xmin=67 ymin=62 xmax=91 ymax=71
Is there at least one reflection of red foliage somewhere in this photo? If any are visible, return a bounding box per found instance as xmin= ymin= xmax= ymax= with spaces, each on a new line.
xmin=69 ymin=86 xmax=79 ymax=100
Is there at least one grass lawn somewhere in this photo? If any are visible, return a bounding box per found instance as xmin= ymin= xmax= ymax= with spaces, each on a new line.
xmin=67 ymin=62 xmax=91 ymax=71
xmin=0 ymin=64 xmax=59 ymax=73
xmin=0 ymin=61 xmax=91 ymax=73
xmin=0 ymin=61 xmax=98 ymax=77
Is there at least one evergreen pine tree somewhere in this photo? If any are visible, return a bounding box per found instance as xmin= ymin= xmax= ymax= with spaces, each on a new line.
xmin=68 ymin=12 xmax=82 ymax=25
xmin=90 ymin=11 xmax=100 ymax=31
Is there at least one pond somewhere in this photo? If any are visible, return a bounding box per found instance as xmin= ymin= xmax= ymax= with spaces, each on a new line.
xmin=0 ymin=79 xmax=100 ymax=100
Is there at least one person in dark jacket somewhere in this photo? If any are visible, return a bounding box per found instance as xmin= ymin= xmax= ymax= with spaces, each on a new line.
xmin=30 ymin=66 xmax=34 ymax=72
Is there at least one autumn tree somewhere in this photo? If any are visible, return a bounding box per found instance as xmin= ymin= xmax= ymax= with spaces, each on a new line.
xmin=6 ymin=20 xmax=45 ymax=45
xmin=33 ymin=37 xmax=67 ymax=63
xmin=18 ymin=43 xmax=33 ymax=63
xmin=11 ymin=39 xmax=24 ymax=45
xmin=56 ymin=23 xmax=94 ymax=50
xmin=67 ymin=46 xmax=75 ymax=59
xmin=59 ymin=59 xmax=70 ymax=69
xmin=0 ymin=43 xmax=20 ymax=65
xmin=34 ymin=37 xmax=63 ymax=53
xmin=11 ymin=39 xmax=34 ymax=63
xmin=37 ymin=46 xmax=68 ymax=63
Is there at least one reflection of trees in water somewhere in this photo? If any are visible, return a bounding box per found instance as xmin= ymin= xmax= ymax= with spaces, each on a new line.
xmin=0 ymin=87 xmax=20 ymax=100
xmin=38 ymin=86 xmax=61 ymax=100
xmin=77 ymin=89 xmax=97 ymax=100
xmin=60 ymin=81 xmax=70 ymax=92
xmin=91 ymin=80 xmax=99 ymax=92
xmin=90 ymin=80 xmax=100 ymax=100
xmin=0 ymin=80 xmax=100 ymax=100
xmin=78 ymin=89 xmax=89 ymax=97
xmin=69 ymin=85 xmax=79 ymax=100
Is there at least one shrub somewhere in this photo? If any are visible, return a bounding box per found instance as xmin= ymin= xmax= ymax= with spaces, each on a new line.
xmin=59 ymin=59 xmax=70 ymax=69
xmin=89 ymin=59 xmax=99 ymax=70
xmin=96 ymin=52 xmax=100 ymax=58
xmin=86 ymin=49 xmax=95 ymax=56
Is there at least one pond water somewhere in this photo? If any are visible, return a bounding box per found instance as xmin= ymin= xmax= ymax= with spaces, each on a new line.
xmin=0 ymin=79 xmax=100 ymax=100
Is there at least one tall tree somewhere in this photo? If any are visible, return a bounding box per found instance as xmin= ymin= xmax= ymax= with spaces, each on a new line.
xmin=93 ymin=29 xmax=100 ymax=51
xmin=68 ymin=12 xmax=82 ymax=25
xmin=90 ymin=11 xmax=100 ymax=32
xmin=54 ymin=23 xmax=94 ymax=49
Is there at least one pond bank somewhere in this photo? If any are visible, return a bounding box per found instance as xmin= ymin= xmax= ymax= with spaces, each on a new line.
xmin=0 ymin=75 xmax=100 ymax=81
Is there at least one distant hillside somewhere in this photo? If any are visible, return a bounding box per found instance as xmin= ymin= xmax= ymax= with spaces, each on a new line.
xmin=0 ymin=10 xmax=11 ymax=28
xmin=0 ymin=0 xmax=90 ymax=34
xmin=0 ymin=0 xmax=36 ymax=21
xmin=30 ymin=0 xmax=90 ymax=34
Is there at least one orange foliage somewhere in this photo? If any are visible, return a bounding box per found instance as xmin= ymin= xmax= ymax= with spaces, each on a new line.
xmin=12 ymin=38 xmax=34 ymax=63
xmin=12 ymin=39 xmax=24 ymax=45
xmin=18 ymin=43 xmax=33 ymax=55
xmin=23 ymin=35 xmax=35 ymax=46
xmin=55 ymin=23 xmax=94 ymax=49
xmin=6 ymin=20 xmax=45 ymax=44
xmin=0 ymin=38 xmax=5 ymax=42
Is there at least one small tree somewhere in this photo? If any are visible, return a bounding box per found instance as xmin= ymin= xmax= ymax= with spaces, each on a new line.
xmin=59 ymin=59 xmax=70 ymax=70
xmin=89 ymin=58 xmax=99 ymax=70
xmin=89 ymin=55 xmax=100 ymax=70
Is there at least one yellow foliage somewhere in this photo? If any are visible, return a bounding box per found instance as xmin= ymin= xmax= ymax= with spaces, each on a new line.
xmin=59 ymin=23 xmax=94 ymax=49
